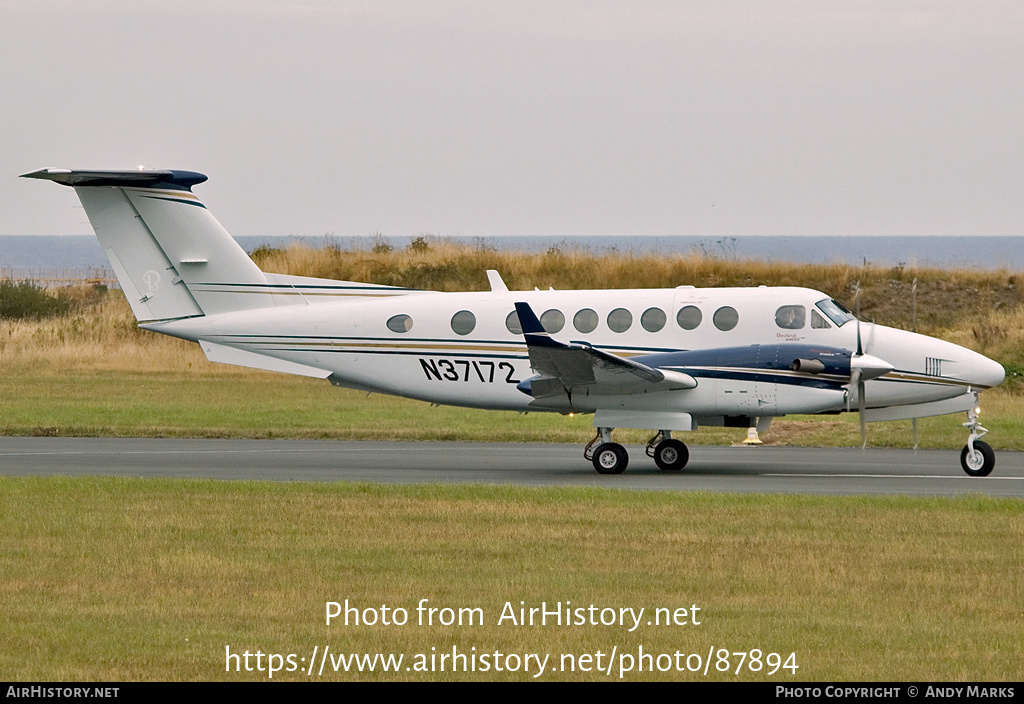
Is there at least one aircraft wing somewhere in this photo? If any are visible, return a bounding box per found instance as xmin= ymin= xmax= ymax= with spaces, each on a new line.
xmin=514 ymin=302 xmax=696 ymax=400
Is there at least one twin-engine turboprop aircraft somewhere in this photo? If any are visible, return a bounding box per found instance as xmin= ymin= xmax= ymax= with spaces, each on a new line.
xmin=24 ymin=167 xmax=1006 ymax=476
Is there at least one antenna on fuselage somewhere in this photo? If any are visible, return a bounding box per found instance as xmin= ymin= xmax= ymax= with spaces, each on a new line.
xmin=486 ymin=270 xmax=509 ymax=293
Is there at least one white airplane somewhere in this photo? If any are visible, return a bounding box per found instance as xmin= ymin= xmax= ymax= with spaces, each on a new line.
xmin=23 ymin=167 xmax=1006 ymax=476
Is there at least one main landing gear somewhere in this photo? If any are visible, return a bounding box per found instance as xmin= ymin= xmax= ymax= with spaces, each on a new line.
xmin=961 ymin=406 xmax=995 ymax=477
xmin=646 ymin=430 xmax=689 ymax=471
xmin=584 ymin=428 xmax=689 ymax=474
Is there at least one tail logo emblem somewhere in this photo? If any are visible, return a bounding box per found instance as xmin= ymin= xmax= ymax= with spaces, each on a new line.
xmin=143 ymin=270 xmax=161 ymax=294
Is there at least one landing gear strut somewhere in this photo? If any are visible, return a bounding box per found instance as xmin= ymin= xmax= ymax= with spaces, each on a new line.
xmin=586 ymin=427 xmax=628 ymax=474
xmin=646 ymin=431 xmax=689 ymax=471
xmin=961 ymin=405 xmax=995 ymax=477
xmin=584 ymin=428 xmax=690 ymax=474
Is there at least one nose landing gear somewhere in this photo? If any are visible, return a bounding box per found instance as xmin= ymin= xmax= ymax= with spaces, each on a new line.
xmin=961 ymin=406 xmax=995 ymax=477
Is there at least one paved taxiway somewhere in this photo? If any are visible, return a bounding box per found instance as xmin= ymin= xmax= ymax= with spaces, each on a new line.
xmin=2 ymin=437 xmax=1023 ymax=497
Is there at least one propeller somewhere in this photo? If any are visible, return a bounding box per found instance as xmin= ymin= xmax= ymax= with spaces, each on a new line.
xmin=852 ymin=281 xmax=918 ymax=450
xmin=844 ymin=317 xmax=866 ymax=447
xmin=846 ymin=284 xmax=862 ymax=417
xmin=847 ymin=284 xmax=893 ymax=448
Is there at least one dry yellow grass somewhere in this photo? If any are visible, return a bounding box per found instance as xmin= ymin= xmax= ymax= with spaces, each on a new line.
xmin=6 ymin=246 xmax=1023 ymax=380
xmin=941 ymin=302 xmax=1024 ymax=372
xmin=252 ymin=241 xmax=1024 ymax=367
xmin=0 ymin=288 xmax=207 ymax=373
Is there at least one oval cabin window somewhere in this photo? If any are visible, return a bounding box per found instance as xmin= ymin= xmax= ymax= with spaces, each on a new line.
xmin=541 ymin=309 xmax=565 ymax=334
xmin=387 ymin=314 xmax=413 ymax=333
xmin=676 ymin=305 xmax=702 ymax=330
xmin=607 ymin=308 xmax=633 ymax=333
xmin=574 ymin=308 xmax=599 ymax=333
xmin=451 ymin=310 xmax=476 ymax=336
xmin=505 ymin=310 xmax=523 ymax=334
xmin=713 ymin=306 xmax=739 ymax=331
xmin=641 ymin=307 xmax=666 ymax=332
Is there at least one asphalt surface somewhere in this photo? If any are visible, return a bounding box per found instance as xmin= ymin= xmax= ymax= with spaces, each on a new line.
xmin=2 ymin=437 xmax=1023 ymax=497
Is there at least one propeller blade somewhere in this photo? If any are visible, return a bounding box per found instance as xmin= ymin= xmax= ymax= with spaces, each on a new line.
xmin=858 ymin=376 xmax=867 ymax=449
xmin=847 ymin=366 xmax=860 ymax=414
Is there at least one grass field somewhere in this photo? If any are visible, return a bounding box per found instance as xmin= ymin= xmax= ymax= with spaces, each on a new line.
xmin=2 ymin=477 xmax=1021 ymax=681
xmin=2 ymin=248 xmax=1022 ymax=682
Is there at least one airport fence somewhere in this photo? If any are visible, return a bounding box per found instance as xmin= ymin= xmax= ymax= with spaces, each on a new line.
xmin=0 ymin=268 xmax=119 ymax=289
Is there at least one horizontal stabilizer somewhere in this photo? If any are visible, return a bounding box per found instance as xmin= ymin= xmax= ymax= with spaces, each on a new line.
xmin=21 ymin=167 xmax=207 ymax=190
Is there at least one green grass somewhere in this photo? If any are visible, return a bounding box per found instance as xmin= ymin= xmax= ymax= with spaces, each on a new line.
xmin=2 ymin=477 xmax=1021 ymax=681
xmin=4 ymin=254 xmax=1022 ymax=683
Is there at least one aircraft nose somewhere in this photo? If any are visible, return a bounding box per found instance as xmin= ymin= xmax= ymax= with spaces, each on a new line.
xmin=973 ymin=353 xmax=1005 ymax=389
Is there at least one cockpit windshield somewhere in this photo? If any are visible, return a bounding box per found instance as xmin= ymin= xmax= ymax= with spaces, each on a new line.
xmin=815 ymin=298 xmax=856 ymax=327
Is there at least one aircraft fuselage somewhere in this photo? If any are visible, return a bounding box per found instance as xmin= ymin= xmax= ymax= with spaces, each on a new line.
xmin=148 ymin=284 xmax=1004 ymax=425
xmin=24 ymin=166 xmax=1005 ymax=476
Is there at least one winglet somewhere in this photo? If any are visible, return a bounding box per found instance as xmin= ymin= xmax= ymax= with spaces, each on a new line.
xmin=515 ymin=301 xmax=566 ymax=349
xmin=513 ymin=302 xmax=545 ymax=334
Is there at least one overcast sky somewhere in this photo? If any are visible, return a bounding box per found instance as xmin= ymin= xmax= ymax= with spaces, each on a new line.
xmin=2 ymin=1 xmax=1023 ymax=239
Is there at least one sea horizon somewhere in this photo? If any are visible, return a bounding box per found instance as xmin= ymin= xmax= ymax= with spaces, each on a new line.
xmin=1 ymin=234 xmax=1022 ymax=272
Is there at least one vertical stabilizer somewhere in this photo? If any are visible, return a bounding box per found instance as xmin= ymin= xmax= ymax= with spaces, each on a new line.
xmin=22 ymin=168 xmax=278 ymax=321
xmin=75 ymin=186 xmax=205 ymax=321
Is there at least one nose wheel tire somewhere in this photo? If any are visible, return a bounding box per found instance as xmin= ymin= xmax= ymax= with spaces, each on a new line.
xmin=653 ymin=439 xmax=689 ymax=472
xmin=592 ymin=443 xmax=628 ymax=474
xmin=961 ymin=440 xmax=995 ymax=477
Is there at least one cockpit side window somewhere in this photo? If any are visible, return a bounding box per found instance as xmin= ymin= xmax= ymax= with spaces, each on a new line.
xmin=775 ymin=305 xmax=806 ymax=330
xmin=811 ymin=309 xmax=831 ymax=329
xmin=816 ymin=298 xmax=856 ymax=327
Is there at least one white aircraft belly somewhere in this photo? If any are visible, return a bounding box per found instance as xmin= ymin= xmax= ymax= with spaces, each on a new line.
xmin=322 ymin=352 xmax=535 ymax=410
xmin=865 ymin=377 xmax=973 ymax=408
